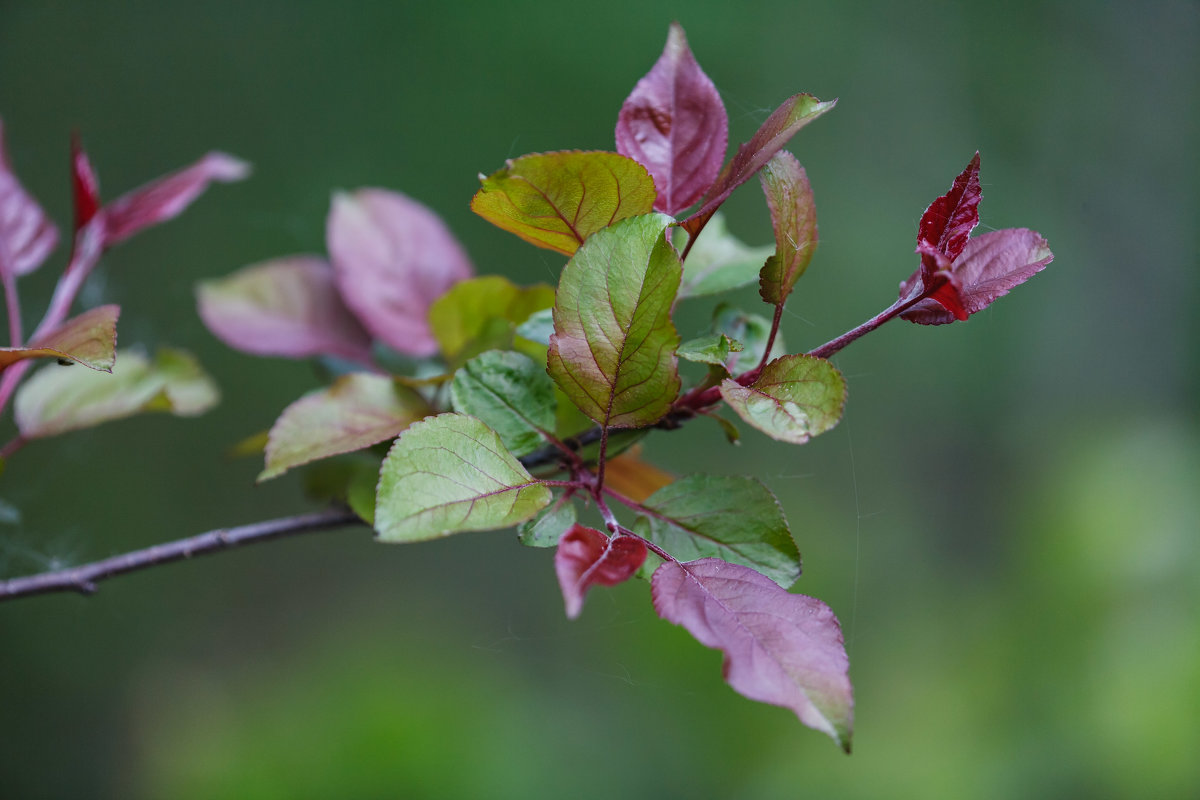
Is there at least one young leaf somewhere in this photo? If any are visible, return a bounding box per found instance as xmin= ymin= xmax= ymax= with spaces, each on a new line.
xmin=0 ymin=304 xmax=119 ymax=372
xmin=327 ymin=188 xmax=473 ymax=357
xmin=758 ymin=150 xmax=817 ymax=305
xmin=196 ymin=256 xmax=374 ymax=364
xmin=0 ymin=118 xmax=58 ymax=277
xmin=681 ymin=93 xmax=837 ymax=239
xmin=652 ymin=558 xmax=854 ymax=750
xmin=374 ymin=413 xmax=552 ymax=542
xmin=470 ymin=151 xmax=657 ymax=255
xmin=259 ymin=373 xmax=428 ymax=481
xmin=547 ymin=214 xmax=681 ymax=428
xmin=901 ymin=228 xmax=1054 ymax=325
xmin=677 ymin=214 xmax=774 ymax=299
xmin=555 ymin=525 xmax=647 ymax=619
xmin=712 ymin=304 xmax=782 ymax=374
xmin=449 ymin=350 xmax=557 ymax=457
xmin=633 ymin=474 xmax=800 ymax=587
xmin=428 ymin=276 xmax=554 ymax=365
xmin=518 ymin=500 xmax=576 ymax=548
xmin=676 ymin=333 xmax=741 ymax=368
xmin=14 ymin=348 xmax=217 ymax=439
xmin=916 ymin=152 xmax=981 ymax=274
xmin=616 ymin=22 xmax=728 ymax=216
xmin=720 ymin=354 xmax=845 ymax=444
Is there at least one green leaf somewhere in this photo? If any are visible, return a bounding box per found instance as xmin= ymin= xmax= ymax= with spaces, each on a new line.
xmin=677 ymin=333 xmax=741 ymax=367
xmin=428 ymin=276 xmax=555 ymax=365
xmin=712 ymin=304 xmax=783 ymax=374
xmin=547 ymin=214 xmax=681 ymax=428
xmin=0 ymin=305 xmax=119 ymax=372
xmin=450 ymin=350 xmax=557 ymax=457
xmin=759 ymin=151 xmax=818 ymax=305
xmin=677 ymin=214 xmax=773 ymax=298
xmin=517 ymin=500 xmax=576 ymax=548
xmin=633 ymin=474 xmax=800 ymax=587
xmin=300 ymin=454 xmax=382 ymax=525
xmin=374 ymin=413 xmax=552 ymax=542
xmin=14 ymin=348 xmax=218 ymax=439
xmin=719 ymin=355 xmax=845 ymax=444
xmin=470 ymin=151 xmax=658 ymax=255
xmin=260 ymin=373 xmax=428 ymax=481
xmin=514 ymin=308 xmax=554 ymax=347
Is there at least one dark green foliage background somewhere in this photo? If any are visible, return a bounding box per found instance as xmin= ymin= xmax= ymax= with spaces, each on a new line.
xmin=2 ymin=1 xmax=1197 ymax=797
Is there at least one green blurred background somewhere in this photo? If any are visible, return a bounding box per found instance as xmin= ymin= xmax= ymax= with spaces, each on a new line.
xmin=1 ymin=1 xmax=1197 ymax=797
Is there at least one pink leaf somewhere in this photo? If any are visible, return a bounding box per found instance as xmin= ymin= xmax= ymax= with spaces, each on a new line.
xmin=901 ymin=228 xmax=1054 ymax=324
xmin=555 ymin=525 xmax=647 ymax=619
xmin=327 ymin=189 xmax=473 ymax=357
xmin=196 ymin=255 xmax=374 ymax=363
xmin=616 ymin=22 xmax=728 ymax=216
xmin=102 ymin=152 xmax=250 ymax=246
xmin=916 ymin=152 xmax=980 ymax=277
xmin=653 ymin=558 xmax=854 ymax=750
xmin=0 ymin=119 xmax=58 ymax=277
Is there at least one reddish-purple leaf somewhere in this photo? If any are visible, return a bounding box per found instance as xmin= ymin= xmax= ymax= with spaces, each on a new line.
xmin=102 ymin=152 xmax=249 ymax=246
xmin=681 ymin=93 xmax=836 ymax=239
xmin=0 ymin=119 xmax=58 ymax=277
xmin=555 ymin=525 xmax=647 ymax=619
xmin=652 ymin=558 xmax=854 ymax=750
xmin=916 ymin=152 xmax=981 ymax=277
xmin=901 ymin=228 xmax=1053 ymax=324
xmin=328 ymin=188 xmax=473 ymax=357
xmin=196 ymin=255 xmax=374 ymax=363
xmin=71 ymin=133 xmax=101 ymax=232
xmin=616 ymin=22 xmax=728 ymax=216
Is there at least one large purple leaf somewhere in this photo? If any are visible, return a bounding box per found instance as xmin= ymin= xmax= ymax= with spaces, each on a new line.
xmin=681 ymin=93 xmax=836 ymax=239
xmin=555 ymin=525 xmax=647 ymax=619
xmin=652 ymin=558 xmax=853 ymax=750
xmin=0 ymin=119 xmax=58 ymax=277
xmin=901 ymin=228 xmax=1054 ymax=324
xmin=196 ymin=255 xmax=374 ymax=363
xmin=758 ymin=150 xmax=818 ymax=305
xmin=0 ymin=304 xmax=119 ymax=372
xmin=328 ymin=188 xmax=473 ymax=357
xmin=616 ymin=23 xmax=728 ymax=216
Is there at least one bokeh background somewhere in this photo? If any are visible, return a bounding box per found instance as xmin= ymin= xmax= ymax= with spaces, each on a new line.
xmin=2 ymin=1 xmax=1197 ymax=797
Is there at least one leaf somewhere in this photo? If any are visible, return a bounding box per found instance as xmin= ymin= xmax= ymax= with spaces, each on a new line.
xmin=547 ymin=214 xmax=681 ymax=428
xmin=681 ymin=93 xmax=837 ymax=239
xmin=677 ymin=214 xmax=774 ymax=299
xmin=374 ymin=413 xmax=552 ymax=542
xmin=676 ymin=333 xmax=741 ymax=368
xmin=514 ymin=307 xmax=555 ymax=347
xmin=901 ymin=228 xmax=1054 ymax=325
xmin=603 ymin=444 xmax=675 ymax=503
xmin=428 ymin=276 xmax=554 ymax=365
xmin=470 ymin=151 xmax=657 ymax=255
xmin=0 ymin=118 xmax=58 ymax=277
xmin=327 ymin=188 xmax=474 ymax=357
xmin=652 ymin=558 xmax=854 ymax=750
xmin=0 ymin=304 xmax=119 ymax=371
xmin=259 ymin=373 xmax=428 ymax=481
xmin=712 ymin=304 xmax=782 ymax=374
xmin=196 ymin=256 xmax=374 ymax=363
xmin=555 ymin=525 xmax=647 ymax=619
xmin=299 ymin=454 xmax=382 ymax=526
xmin=634 ymin=475 xmax=800 ymax=587
xmin=14 ymin=348 xmax=218 ymax=439
xmin=916 ymin=152 xmax=981 ymax=274
xmin=518 ymin=500 xmax=576 ymax=548
xmin=449 ymin=350 xmax=557 ymax=457
xmin=71 ymin=132 xmax=101 ymax=231
xmin=616 ymin=22 xmax=728 ymax=216
xmin=720 ymin=354 xmax=845 ymax=444
xmin=758 ymin=151 xmax=818 ymax=305
xmin=103 ymin=152 xmax=250 ymax=246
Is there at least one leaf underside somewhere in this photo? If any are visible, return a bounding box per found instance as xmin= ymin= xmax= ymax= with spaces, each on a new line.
xmin=0 ymin=304 xmax=119 ymax=372
xmin=555 ymin=525 xmax=647 ymax=618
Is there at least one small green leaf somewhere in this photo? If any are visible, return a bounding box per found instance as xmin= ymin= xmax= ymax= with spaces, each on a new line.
xmin=450 ymin=350 xmax=557 ymax=457
xmin=634 ymin=474 xmax=800 ymax=587
xmin=720 ymin=355 xmax=845 ymax=444
xmin=517 ymin=501 xmax=576 ymax=548
xmin=677 ymin=214 xmax=773 ymax=298
xmin=374 ymin=413 xmax=552 ymax=542
xmin=759 ymin=151 xmax=818 ymax=305
xmin=514 ymin=308 xmax=555 ymax=347
xmin=712 ymin=304 xmax=783 ymax=374
xmin=428 ymin=276 xmax=555 ymax=365
xmin=470 ymin=151 xmax=658 ymax=255
xmin=677 ymin=333 xmax=741 ymax=367
xmin=547 ymin=214 xmax=681 ymax=428
xmin=0 ymin=305 xmax=120 ymax=372
xmin=260 ymin=373 xmax=428 ymax=481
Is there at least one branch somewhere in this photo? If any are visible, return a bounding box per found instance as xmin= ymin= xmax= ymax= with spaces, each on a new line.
xmin=0 ymin=507 xmax=364 ymax=603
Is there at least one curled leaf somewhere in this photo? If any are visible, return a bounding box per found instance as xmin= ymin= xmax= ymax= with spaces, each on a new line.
xmin=555 ymin=525 xmax=647 ymax=618
xmin=0 ymin=304 xmax=119 ymax=372
xmin=720 ymin=354 xmax=845 ymax=444
xmin=758 ymin=150 xmax=817 ymax=305
xmin=0 ymin=118 xmax=58 ymax=277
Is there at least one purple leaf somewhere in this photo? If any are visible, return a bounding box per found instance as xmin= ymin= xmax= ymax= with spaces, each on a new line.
xmin=196 ymin=255 xmax=374 ymax=363
xmin=555 ymin=525 xmax=647 ymax=619
xmin=616 ymin=22 xmax=728 ymax=216
xmin=0 ymin=119 xmax=58 ymax=277
xmin=0 ymin=304 xmax=119 ymax=372
xmin=901 ymin=228 xmax=1054 ymax=324
xmin=328 ymin=189 xmax=473 ymax=357
xmin=653 ymin=558 xmax=854 ymax=750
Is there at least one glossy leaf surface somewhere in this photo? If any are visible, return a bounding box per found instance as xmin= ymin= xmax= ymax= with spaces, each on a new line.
xmin=720 ymin=355 xmax=845 ymax=444
xmin=555 ymin=525 xmax=647 ymax=618
xmin=0 ymin=305 xmax=119 ymax=371
xmin=450 ymin=350 xmax=556 ymax=457
xmin=677 ymin=214 xmax=774 ymax=299
xmin=0 ymin=119 xmax=58 ymax=277
xmin=758 ymin=150 xmax=817 ymax=305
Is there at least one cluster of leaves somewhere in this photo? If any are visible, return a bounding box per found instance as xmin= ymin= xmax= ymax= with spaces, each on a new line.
xmin=0 ymin=120 xmax=245 ymax=463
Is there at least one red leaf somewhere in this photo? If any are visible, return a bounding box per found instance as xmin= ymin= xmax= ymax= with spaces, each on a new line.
xmin=653 ymin=558 xmax=854 ymax=750
xmin=916 ymin=152 xmax=980 ymax=277
xmin=0 ymin=119 xmax=58 ymax=277
xmin=71 ymin=133 xmax=101 ymax=232
xmin=616 ymin=22 xmax=728 ymax=216
xmin=554 ymin=525 xmax=647 ymax=619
